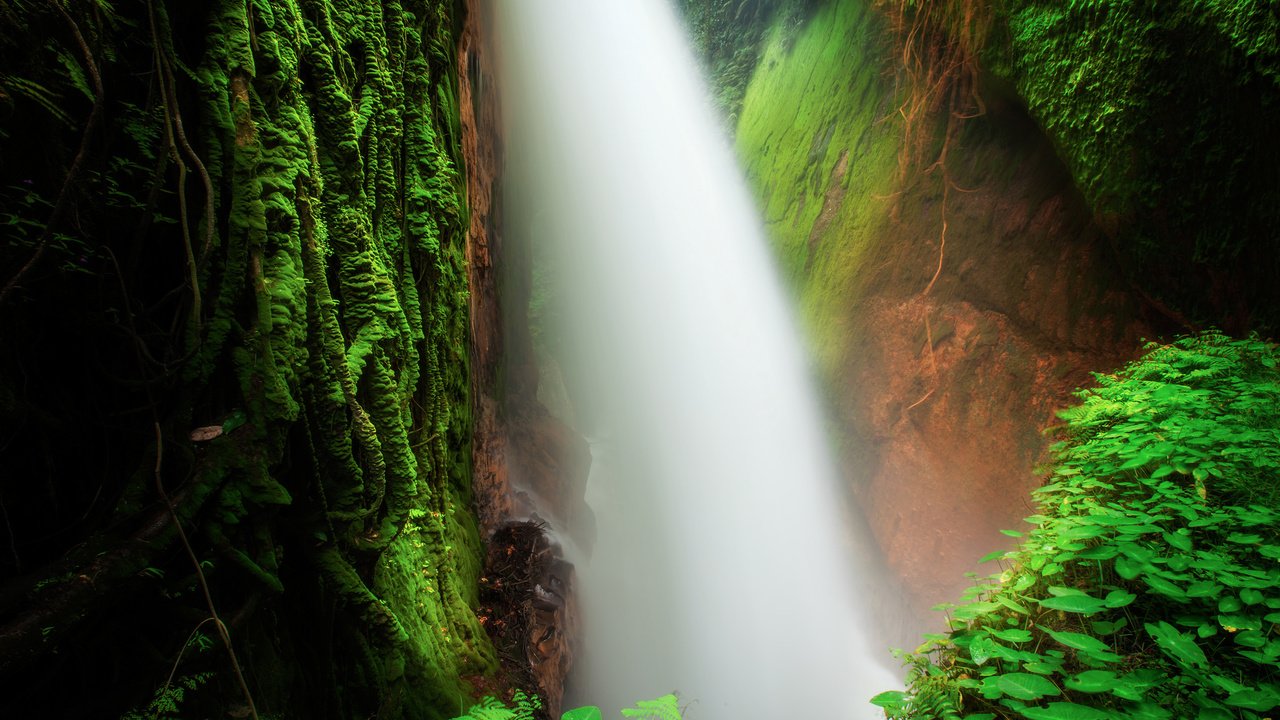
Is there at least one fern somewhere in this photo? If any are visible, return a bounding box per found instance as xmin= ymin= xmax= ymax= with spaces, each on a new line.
xmin=452 ymin=691 xmax=542 ymax=720
xmin=0 ymin=74 xmax=74 ymax=126
xmin=620 ymin=694 xmax=682 ymax=720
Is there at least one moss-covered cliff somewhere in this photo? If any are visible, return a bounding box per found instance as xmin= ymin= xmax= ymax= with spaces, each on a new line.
xmin=0 ymin=1 xmax=497 ymax=717
xmin=987 ymin=0 xmax=1280 ymax=332
xmin=724 ymin=0 xmax=1154 ymax=634
xmin=714 ymin=0 xmax=1280 ymax=709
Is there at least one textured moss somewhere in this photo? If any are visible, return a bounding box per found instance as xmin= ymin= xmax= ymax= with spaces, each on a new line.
xmin=987 ymin=0 xmax=1280 ymax=328
xmin=735 ymin=0 xmax=900 ymax=376
xmin=0 ymin=0 xmax=493 ymax=717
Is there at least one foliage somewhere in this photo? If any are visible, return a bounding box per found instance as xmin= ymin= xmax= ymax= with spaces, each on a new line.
xmin=677 ymin=0 xmax=821 ymax=123
xmin=0 ymin=0 xmax=493 ymax=717
xmin=452 ymin=693 xmax=681 ymax=720
xmin=876 ymin=332 xmax=1280 ymax=718
xmin=620 ymin=694 xmax=683 ymax=720
xmin=985 ymin=0 xmax=1280 ymax=327
xmin=452 ymin=691 xmax=543 ymax=720
xmin=119 ymin=672 xmax=214 ymax=720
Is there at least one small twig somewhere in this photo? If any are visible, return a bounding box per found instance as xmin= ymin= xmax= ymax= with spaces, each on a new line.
xmin=153 ymin=423 xmax=259 ymax=720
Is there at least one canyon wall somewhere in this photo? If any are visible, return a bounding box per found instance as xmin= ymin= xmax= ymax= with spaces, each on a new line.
xmin=731 ymin=0 xmax=1162 ymax=633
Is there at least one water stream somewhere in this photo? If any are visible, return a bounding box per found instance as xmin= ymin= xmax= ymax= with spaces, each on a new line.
xmin=495 ymin=1 xmax=900 ymax=717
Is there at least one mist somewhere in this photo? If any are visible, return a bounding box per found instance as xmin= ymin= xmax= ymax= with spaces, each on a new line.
xmin=495 ymin=1 xmax=901 ymax=717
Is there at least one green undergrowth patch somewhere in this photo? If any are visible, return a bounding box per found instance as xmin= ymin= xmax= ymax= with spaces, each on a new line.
xmin=452 ymin=692 xmax=683 ymax=720
xmin=874 ymin=332 xmax=1280 ymax=719
xmin=735 ymin=0 xmax=899 ymax=377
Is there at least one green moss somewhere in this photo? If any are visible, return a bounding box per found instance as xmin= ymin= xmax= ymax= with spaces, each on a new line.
xmin=0 ymin=0 xmax=494 ymax=717
xmin=987 ymin=0 xmax=1280 ymax=326
xmin=736 ymin=0 xmax=900 ymax=377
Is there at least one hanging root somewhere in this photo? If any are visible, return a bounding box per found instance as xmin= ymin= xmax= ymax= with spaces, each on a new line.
xmin=874 ymin=0 xmax=990 ymax=413
xmin=153 ymin=423 xmax=259 ymax=720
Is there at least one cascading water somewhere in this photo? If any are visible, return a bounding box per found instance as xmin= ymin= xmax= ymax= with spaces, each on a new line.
xmin=496 ymin=1 xmax=901 ymax=717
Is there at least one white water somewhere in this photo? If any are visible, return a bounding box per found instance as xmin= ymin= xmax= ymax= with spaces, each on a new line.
xmin=495 ymin=1 xmax=900 ymax=718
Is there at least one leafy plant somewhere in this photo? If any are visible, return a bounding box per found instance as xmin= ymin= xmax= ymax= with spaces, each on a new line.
xmin=621 ymin=694 xmax=682 ymax=720
xmin=118 ymin=672 xmax=213 ymax=720
xmin=875 ymin=332 xmax=1280 ymax=719
xmin=452 ymin=691 xmax=542 ymax=720
xmin=452 ymin=693 xmax=683 ymax=720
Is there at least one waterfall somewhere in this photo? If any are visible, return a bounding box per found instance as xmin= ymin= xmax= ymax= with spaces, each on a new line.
xmin=495 ymin=1 xmax=900 ymax=717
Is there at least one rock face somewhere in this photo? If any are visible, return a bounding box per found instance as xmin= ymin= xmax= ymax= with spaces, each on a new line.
xmin=733 ymin=0 xmax=1170 ymax=642
xmin=459 ymin=1 xmax=586 ymax=713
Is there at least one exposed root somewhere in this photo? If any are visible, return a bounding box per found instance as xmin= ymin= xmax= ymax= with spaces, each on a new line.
xmin=874 ymin=0 xmax=990 ymax=414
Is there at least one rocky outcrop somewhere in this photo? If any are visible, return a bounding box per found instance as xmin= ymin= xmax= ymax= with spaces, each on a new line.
xmin=459 ymin=1 xmax=585 ymax=713
xmin=734 ymin=0 xmax=1169 ymax=639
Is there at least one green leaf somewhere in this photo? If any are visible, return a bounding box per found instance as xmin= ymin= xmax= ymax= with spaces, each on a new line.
xmin=969 ymin=635 xmax=996 ymax=665
xmin=561 ymin=707 xmax=603 ymax=720
xmin=1114 ymin=554 xmax=1145 ymax=579
xmin=1223 ymin=687 xmax=1280 ymax=711
xmin=1076 ymin=545 xmax=1119 ymax=560
xmin=1039 ymin=594 xmax=1108 ymax=614
xmin=991 ymin=628 xmax=1034 ymax=643
xmin=869 ymin=691 xmax=907 ymax=710
xmin=1063 ymin=670 xmax=1120 ymax=693
xmin=1025 ymin=659 xmax=1065 ymax=675
xmin=1186 ymin=581 xmax=1223 ymax=598
xmin=1090 ymin=618 xmax=1127 ymax=636
xmin=621 ymin=694 xmax=681 ymax=720
xmin=1143 ymin=574 xmax=1187 ymax=601
xmin=1043 ymin=628 xmax=1113 ymax=655
xmin=1103 ymin=589 xmax=1137 ymax=608
xmin=1127 ymin=702 xmax=1173 ymax=719
xmin=1162 ymin=532 xmax=1193 ymax=551
xmin=1219 ymin=596 xmax=1243 ymax=613
xmin=1240 ymin=588 xmax=1264 ymax=605
xmin=1001 ymin=529 xmax=1025 ymax=538
xmin=998 ymin=596 xmax=1031 ymax=614
xmin=996 ymin=672 xmax=1061 ymax=700
xmin=1145 ymin=620 xmax=1207 ymax=668
xmin=1018 ymin=701 xmax=1114 ymax=719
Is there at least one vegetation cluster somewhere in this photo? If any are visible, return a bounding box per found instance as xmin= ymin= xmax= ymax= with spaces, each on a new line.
xmin=0 ymin=0 xmax=493 ymax=717
xmin=678 ymin=0 xmax=822 ymax=123
xmin=875 ymin=332 xmax=1280 ymax=718
xmin=451 ymin=692 xmax=683 ymax=720
xmin=985 ymin=0 xmax=1280 ymax=331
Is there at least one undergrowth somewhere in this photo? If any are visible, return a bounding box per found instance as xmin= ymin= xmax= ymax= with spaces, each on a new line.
xmin=452 ymin=693 xmax=683 ymax=720
xmin=875 ymin=331 xmax=1280 ymax=718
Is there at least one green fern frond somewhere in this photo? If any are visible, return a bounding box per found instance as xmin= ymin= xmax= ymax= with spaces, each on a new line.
xmin=54 ymin=49 xmax=92 ymax=101
xmin=0 ymin=74 xmax=74 ymax=126
xmin=452 ymin=691 xmax=542 ymax=720
xmin=451 ymin=697 xmax=514 ymax=720
xmin=620 ymin=693 xmax=682 ymax=720
xmin=511 ymin=690 xmax=543 ymax=720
